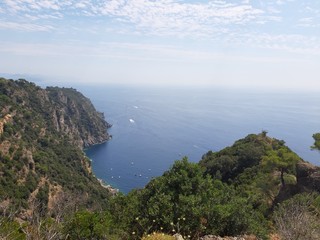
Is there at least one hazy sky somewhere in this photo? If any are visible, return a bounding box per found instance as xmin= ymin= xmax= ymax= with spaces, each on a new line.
xmin=0 ymin=0 xmax=319 ymax=89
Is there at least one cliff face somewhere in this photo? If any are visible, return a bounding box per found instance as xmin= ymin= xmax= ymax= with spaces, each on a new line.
xmin=46 ymin=87 xmax=111 ymax=148
xmin=296 ymin=161 xmax=320 ymax=192
xmin=0 ymin=78 xmax=111 ymax=214
xmin=0 ymin=79 xmax=111 ymax=149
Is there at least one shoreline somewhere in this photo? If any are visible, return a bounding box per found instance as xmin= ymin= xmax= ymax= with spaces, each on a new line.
xmin=83 ymin=134 xmax=112 ymax=151
xmin=83 ymin=132 xmax=119 ymax=195
xmin=97 ymin=178 xmax=119 ymax=195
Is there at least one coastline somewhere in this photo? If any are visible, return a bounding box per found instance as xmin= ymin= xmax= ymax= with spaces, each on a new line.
xmin=97 ymin=178 xmax=119 ymax=195
xmin=83 ymin=133 xmax=119 ymax=195
xmin=83 ymin=134 xmax=113 ymax=151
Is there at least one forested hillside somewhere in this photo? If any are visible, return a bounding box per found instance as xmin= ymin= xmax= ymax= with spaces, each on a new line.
xmin=0 ymin=78 xmax=113 ymax=238
xmin=0 ymin=78 xmax=319 ymax=240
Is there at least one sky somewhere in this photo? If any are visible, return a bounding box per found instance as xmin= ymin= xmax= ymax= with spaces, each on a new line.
xmin=0 ymin=0 xmax=319 ymax=90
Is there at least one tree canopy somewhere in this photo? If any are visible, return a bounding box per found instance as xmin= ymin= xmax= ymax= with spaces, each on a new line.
xmin=312 ymin=133 xmax=320 ymax=151
xmin=261 ymin=147 xmax=300 ymax=187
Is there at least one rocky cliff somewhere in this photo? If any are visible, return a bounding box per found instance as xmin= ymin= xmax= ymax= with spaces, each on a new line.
xmin=46 ymin=86 xmax=111 ymax=148
xmin=296 ymin=161 xmax=320 ymax=192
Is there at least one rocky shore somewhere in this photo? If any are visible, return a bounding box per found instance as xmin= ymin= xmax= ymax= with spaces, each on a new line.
xmin=98 ymin=178 xmax=119 ymax=195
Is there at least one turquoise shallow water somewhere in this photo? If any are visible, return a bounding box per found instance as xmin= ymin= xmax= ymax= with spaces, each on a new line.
xmin=81 ymin=86 xmax=320 ymax=194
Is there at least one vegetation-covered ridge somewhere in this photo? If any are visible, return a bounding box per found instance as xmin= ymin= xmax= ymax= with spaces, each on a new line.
xmin=111 ymin=133 xmax=319 ymax=240
xmin=0 ymin=78 xmax=112 ymax=221
xmin=0 ymin=78 xmax=319 ymax=239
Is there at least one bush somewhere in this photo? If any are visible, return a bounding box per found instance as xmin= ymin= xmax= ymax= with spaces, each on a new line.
xmin=0 ymin=217 xmax=25 ymax=240
xmin=273 ymin=193 xmax=320 ymax=240
xmin=63 ymin=210 xmax=118 ymax=239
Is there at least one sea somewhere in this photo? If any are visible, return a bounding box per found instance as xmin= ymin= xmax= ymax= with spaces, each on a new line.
xmin=78 ymin=85 xmax=320 ymax=194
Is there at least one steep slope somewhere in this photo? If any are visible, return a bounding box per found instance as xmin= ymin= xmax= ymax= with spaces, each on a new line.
xmin=0 ymin=78 xmax=111 ymax=216
xmin=46 ymin=86 xmax=111 ymax=148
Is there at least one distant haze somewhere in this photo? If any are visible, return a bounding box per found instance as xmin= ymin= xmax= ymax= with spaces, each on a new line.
xmin=0 ymin=0 xmax=319 ymax=90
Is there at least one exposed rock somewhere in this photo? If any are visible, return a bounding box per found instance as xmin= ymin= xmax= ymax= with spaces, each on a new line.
xmin=46 ymin=87 xmax=111 ymax=149
xmin=174 ymin=233 xmax=184 ymax=240
xmin=296 ymin=161 xmax=320 ymax=192
xmin=0 ymin=114 xmax=12 ymax=135
xmin=200 ymin=235 xmax=257 ymax=240
xmin=97 ymin=178 xmax=119 ymax=195
xmin=47 ymin=183 xmax=63 ymax=210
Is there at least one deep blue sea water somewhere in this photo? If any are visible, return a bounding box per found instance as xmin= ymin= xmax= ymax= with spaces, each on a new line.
xmin=80 ymin=86 xmax=320 ymax=194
